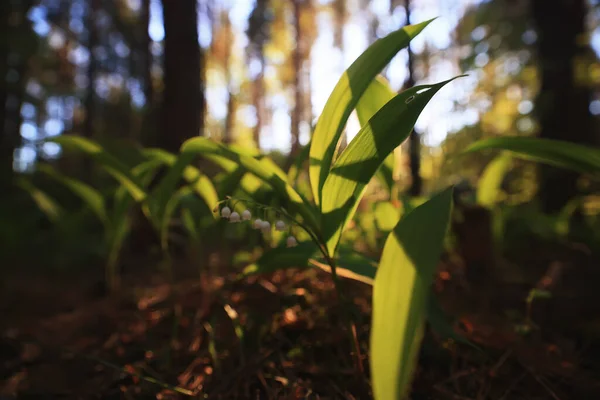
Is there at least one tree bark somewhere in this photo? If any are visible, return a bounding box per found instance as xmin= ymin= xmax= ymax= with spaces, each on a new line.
xmin=0 ymin=0 xmax=36 ymax=187
xmin=252 ymin=56 xmax=265 ymax=149
xmin=532 ymin=0 xmax=598 ymax=213
xmin=161 ymin=0 xmax=203 ymax=153
xmin=290 ymin=0 xmax=304 ymax=158
xmin=403 ymin=0 xmax=422 ymax=196
xmin=141 ymin=0 xmax=153 ymax=108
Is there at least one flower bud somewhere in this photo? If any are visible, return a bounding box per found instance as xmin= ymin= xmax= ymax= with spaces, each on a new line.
xmin=261 ymin=220 xmax=271 ymax=233
xmin=286 ymin=236 xmax=298 ymax=248
xmin=221 ymin=206 xmax=231 ymax=219
xmin=229 ymin=211 xmax=241 ymax=223
xmin=242 ymin=209 xmax=251 ymax=221
xmin=275 ymin=220 xmax=286 ymax=231
xmin=252 ymin=218 xmax=263 ymax=229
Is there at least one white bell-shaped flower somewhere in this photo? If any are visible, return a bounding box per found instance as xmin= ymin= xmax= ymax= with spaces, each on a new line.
xmin=261 ymin=220 xmax=271 ymax=233
xmin=286 ymin=236 xmax=298 ymax=248
xmin=275 ymin=220 xmax=286 ymax=231
xmin=252 ymin=218 xmax=263 ymax=229
xmin=221 ymin=206 xmax=232 ymax=219
xmin=242 ymin=209 xmax=252 ymax=221
xmin=229 ymin=211 xmax=241 ymax=223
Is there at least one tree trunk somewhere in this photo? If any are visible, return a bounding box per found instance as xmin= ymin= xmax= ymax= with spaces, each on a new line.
xmin=141 ymin=0 xmax=153 ymax=108
xmin=1 ymin=0 xmax=36 ymax=186
xmin=532 ymin=0 xmax=598 ymax=213
xmin=290 ymin=0 xmax=304 ymax=158
xmin=222 ymin=14 xmax=235 ymax=144
xmin=252 ymin=54 xmax=265 ymax=149
xmin=84 ymin=0 xmax=98 ymax=142
xmin=404 ymin=0 xmax=422 ymax=196
xmin=0 ymin=2 xmax=12 ymax=187
xmin=161 ymin=0 xmax=203 ymax=153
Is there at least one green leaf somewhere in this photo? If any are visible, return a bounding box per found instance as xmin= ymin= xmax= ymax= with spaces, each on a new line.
xmin=241 ymin=242 xmax=377 ymax=285
xmin=321 ymin=77 xmax=462 ymax=256
xmin=160 ymin=186 xmax=193 ymax=251
xmin=464 ymin=137 xmax=600 ymax=175
xmin=476 ymin=153 xmax=512 ymax=208
xmin=49 ymin=135 xmax=147 ymax=202
xmin=241 ymin=242 xmax=320 ymax=277
xmin=288 ymin=140 xmax=312 ymax=185
xmin=356 ymin=76 xmax=398 ymax=193
xmin=38 ymin=164 xmax=108 ymax=225
xmin=370 ymin=187 xmax=453 ymax=400
xmin=309 ymin=20 xmax=434 ymax=206
xmin=374 ymin=201 xmax=401 ymax=232
xmin=16 ymin=178 xmax=63 ymax=222
xmin=143 ymin=149 xmax=219 ymax=225
xmin=181 ymin=137 xmax=319 ymax=234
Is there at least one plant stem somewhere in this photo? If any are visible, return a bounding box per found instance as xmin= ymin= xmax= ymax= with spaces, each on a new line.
xmin=325 ymin=255 xmax=365 ymax=376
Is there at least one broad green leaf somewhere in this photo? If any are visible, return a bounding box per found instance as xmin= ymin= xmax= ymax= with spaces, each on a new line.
xmin=370 ymin=187 xmax=453 ymax=400
xmin=49 ymin=135 xmax=146 ymax=201
xmin=241 ymin=242 xmax=319 ymax=277
xmin=38 ymin=164 xmax=108 ymax=225
xmin=321 ymin=78 xmax=461 ymax=256
xmin=309 ymin=20 xmax=434 ymax=206
xmin=16 ymin=178 xmax=63 ymax=222
xmin=288 ymin=141 xmax=311 ymax=184
xmin=241 ymin=242 xmax=377 ymax=285
xmin=464 ymin=137 xmax=600 ymax=175
xmin=476 ymin=153 xmax=512 ymax=208
xmin=356 ymin=76 xmax=398 ymax=193
xmin=374 ymin=202 xmax=401 ymax=232
xmin=160 ymin=186 xmax=193 ymax=251
xmin=181 ymin=137 xmax=319 ymax=234
xmin=143 ymin=149 xmax=219 ymax=224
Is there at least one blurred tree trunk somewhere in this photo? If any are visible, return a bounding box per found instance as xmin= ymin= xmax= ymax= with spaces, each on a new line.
xmin=84 ymin=0 xmax=98 ymax=142
xmin=252 ymin=53 xmax=265 ymax=149
xmin=0 ymin=2 xmax=12 ymax=187
xmin=160 ymin=0 xmax=203 ymax=153
xmin=333 ymin=0 xmax=347 ymax=152
xmin=403 ymin=0 xmax=422 ymax=196
xmin=141 ymin=0 xmax=153 ymax=108
xmin=290 ymin=0 xmax=304 ymax=158
xmin=0 ymin=0 xmax=36 ymax=188
xmin=247 ymin=0 xmax=269 ymax=149
xmin=532 ymin=0 xmax=597 ymax=213
xmin=139 ymin=0 xmax=155 ymax=146
xmin=223 ymin=13 xmax=235 ymax=145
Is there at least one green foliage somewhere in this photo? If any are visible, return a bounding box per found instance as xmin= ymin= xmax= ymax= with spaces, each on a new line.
xmin=320 ymin=78 xmax=462 ymax=256
xmin=16 ymin=177 xmax=64 ymax=223
xmin=370 ymin=187 xmax=453 ymax=400
xmin=465 ymin=137 xmax=600 ymax=175
xmin=50 ymin=136 xmax=147 ymax=201
xmin=355 ymin=76 xmax=398 ymax=193
xmin=309 ymin=19 xmax=434 ymax=206
xmin=476 ymin=153 xmax=513 ymax=208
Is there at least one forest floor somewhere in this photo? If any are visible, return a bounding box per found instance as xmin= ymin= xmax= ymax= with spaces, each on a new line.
xmin=2 ymin=247 xmax=600 ymax=399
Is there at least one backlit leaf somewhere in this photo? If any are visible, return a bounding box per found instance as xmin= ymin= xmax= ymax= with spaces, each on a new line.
xmin=464 ymin=137 xmax=600 ymax=175
xmin=321 ymin=77 xmax=461 ymax=256
xmin=370 ymin=187 xmax=453 ymax=400
xmin=309 ymin=20 xmax=434 ymax=206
